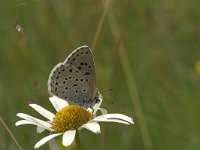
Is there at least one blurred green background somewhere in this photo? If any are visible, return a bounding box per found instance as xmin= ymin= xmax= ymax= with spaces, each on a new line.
xmin=0 ymin=0 xmax=200 ymax=149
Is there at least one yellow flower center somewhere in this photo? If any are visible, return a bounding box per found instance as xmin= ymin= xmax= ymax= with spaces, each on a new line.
xmin=51 ymin=105 xmax=93 ymax=132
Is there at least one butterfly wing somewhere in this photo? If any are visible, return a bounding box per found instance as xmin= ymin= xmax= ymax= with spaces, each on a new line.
xmin=48 ymin=63 xmax=92 ymax=105
xmin=48 ymin=45 xmax=97 ymax=106
xmin=64 ymin=45 xmax=96 ymax=99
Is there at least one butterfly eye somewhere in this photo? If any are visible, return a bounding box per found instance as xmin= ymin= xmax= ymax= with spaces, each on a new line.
xmin=95 ymin=98 xmax=100 ymax=103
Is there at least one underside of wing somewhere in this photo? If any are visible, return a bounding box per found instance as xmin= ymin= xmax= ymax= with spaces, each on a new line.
xmin=64 ymin=45 xmax=96 ymax=98
xmin=48 ymin=63 xmax=92 ymax=105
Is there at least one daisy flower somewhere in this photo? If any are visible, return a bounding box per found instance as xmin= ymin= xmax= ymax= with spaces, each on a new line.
xmin=15 ymin=96 xmax=134 ymax=149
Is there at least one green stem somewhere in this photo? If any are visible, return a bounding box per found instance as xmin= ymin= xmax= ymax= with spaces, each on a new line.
xmin=75 ymin=131 xmax=82 ymax=150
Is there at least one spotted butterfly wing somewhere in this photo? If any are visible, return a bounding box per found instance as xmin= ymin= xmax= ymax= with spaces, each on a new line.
xmin=48 ymin=45 xmax=98 ymax=107
xmin=64 ymin=46 xmax=96 ymax=98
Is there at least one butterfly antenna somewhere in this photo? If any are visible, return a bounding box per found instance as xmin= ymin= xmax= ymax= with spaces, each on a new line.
xmin=104 ymin=88 xmax=112 ymax=92
xmin=102 ymin=88 xmax=113 ymax=93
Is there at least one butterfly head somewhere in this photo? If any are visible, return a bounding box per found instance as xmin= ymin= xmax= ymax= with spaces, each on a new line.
xmin=79 ymin=93 xmax=101 ymax=108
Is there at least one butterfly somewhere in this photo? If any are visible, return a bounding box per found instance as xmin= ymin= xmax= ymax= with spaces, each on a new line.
xmin=48 ymin=45 xmax=101 ymax=108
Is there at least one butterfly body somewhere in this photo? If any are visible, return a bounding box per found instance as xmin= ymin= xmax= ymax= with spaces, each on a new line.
xmin=48 ymin=45 xmax=101 ymax=108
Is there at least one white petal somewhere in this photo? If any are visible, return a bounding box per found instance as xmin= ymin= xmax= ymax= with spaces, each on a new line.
xmin=91 ymin=115 xmax=107 ymax=122
xmin=36 ymin=126 xmax=46 ymax=133
xmin=49 ymin=96 xmax=68 ymax=111
xmin=103 ymin=114 xmax=134 ymax=124
xmin=34 ymin=133 xmax=62 ymax=149
xmin=37 ymin=121 xmax=51 ymax=133
xmin=91 ymin=114 xmax=133 ymax=125
xmin=81 ymin=122 xmax=101 ymax=134
xmin=62 ymin=130 xmax=76 ymax=147
xmin=29 ymin=104 xmax=55 ymax=121
xmin=91 ymin=118 xmax=130 ymax=125
xmin=86 ymin=108 xmax=93 ymax=113
xmin=98 ymin=108 xmax=108 ymax=115
xmin=16 ymin=113 xmax=52 ymax=130
xmin=98 ymin=119 xmax=130 ymax=125
xmin=15 ymin=120 xmax=42 ymax=126
xmin=92 ymin=114 xmax=134 ymax=125
xmin=48 ymin=139 xmax=59 ymax=150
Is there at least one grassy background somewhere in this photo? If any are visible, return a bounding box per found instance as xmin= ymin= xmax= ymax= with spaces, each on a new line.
xmin=0 ymin=0 xmax=200 ymax=149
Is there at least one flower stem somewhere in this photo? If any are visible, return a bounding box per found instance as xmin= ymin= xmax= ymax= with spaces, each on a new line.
xmin=75 ymin=131 xmax=82 ymax=150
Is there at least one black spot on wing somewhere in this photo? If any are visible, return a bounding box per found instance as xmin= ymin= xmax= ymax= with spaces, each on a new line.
xmin=72 ymin=84 xmax=77 ymax=87
xmin=84 ymin=72 xmax=90 ymax=75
